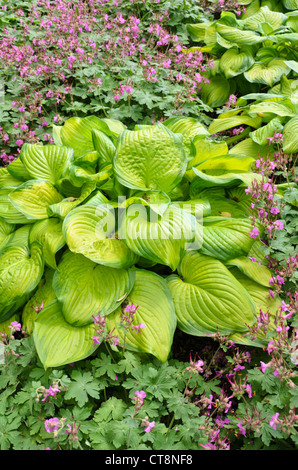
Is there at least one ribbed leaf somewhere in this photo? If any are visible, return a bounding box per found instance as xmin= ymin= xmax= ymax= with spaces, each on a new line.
xmin=242 ymin=6 xmax=287 ymax=31
xmin=20 ymin=144 xmax=73 ymax=184
xmin=219 ymin=47 xmax=255 ymax=79
xmin=120 ymin=203 xmax=198 ymax=271
xmin=189 ymin=168 xmax=263 ymax=194
xmin=0 ymin=242 xmax=44 ymax=322
xmin=283 ymin=116 xmax=298 ymax=153
xmin=0 ymin=218 xmax=15 ymax=251
xmin=167 ymin=251 xmax=256 ymax=336
xmin=244 ymin=60 xmax=291 ymax=87
xmin=226 ymin=256 xmax=272 ymax=287
xmin=201 ymin=76 xmax=231 ymax=107
xmin=107 ymin=269 xmax=177 ymax=363
xmin=113 ymin=124 xmax=187 ymax=193
xmin=186 ymin=139 xmax=229 ymax=180
xmin=52 ymin=250 xmax=135 ymax=326
xmin=249 ymin=118 xmax=283 ymax=146
xmin=29 ymin=218 xmax=65 ymax=269
xmin=63 ymin=204 xmax=139 ymax=268
xmin=9 ymin=180 xmax=64 ymax=220
xmin=47 ymin=181 xmax=96 ymax=219
xmin=33 ymin=300 xmax=96 ymax=369
xmin=208 ymin=115 xmax=262 ymax=135
xmin=199 ymin=217 xmax=255 ymax=261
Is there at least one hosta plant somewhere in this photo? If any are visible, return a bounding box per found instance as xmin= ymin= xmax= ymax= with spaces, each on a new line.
xmin=187 ymin=6 xmax=298 ymax=107
xmin=0 ymin=115 xmax=281 ymax=369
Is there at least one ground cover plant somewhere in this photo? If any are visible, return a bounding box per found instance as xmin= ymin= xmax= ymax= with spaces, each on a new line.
xmin=0 ymin=0 xmax=297 ymax=452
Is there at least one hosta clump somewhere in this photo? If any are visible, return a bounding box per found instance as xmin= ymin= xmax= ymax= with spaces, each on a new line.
xmin=0 ymin=115 xmax=281 ymax=368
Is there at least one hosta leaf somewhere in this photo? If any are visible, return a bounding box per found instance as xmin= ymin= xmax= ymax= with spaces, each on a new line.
xmin=59 ymin=116 xmax=124 ymax=159
xmin=119 ymin=203 xmax=198 ymax=271
xmin=215 ymin=23 xmax=264 ymax=45
xmin=194 ymin=154 xmax=255 ymax=173
xmin=107 ymin=269 xmax=177 ymax=363
xmin=7 ymin=158 xmax=31 ymax=182
xmin=113 ymin=124 xmax=187 ymax=193
xmin=63 ymin=204 xmax=139 ymax=268
xmin=47 ymin=181 xmax=96 ymax=219
xmin=0 ymin=191 xmax=33 ymax=224
xmin=248 ymin=99 xmax=295 ymax=117
xmin=244 ymin=60 xmax=291 ymax=87
xmin=189 ymin=168 xmax=263 ymax=194
xmin=33 ymin=300 xmax=96 ymax=369
xmin=282 ymin=0 xmax=298 ymax=10
xmin=242 ymin=6 xmax=287 ymax=31
xmin=186 ymin=138 xmax=229 ymax=180
xmin=19 ymin=144 xmax=73 ymax=184
xmin=229 ymin=137 xmax=274 ymax=159
xmin=282 ymin=116 xmax=298 ymax=153
xmin=9 ymin=180 xmax=64 ymax=220
xmin=199 ymin=217 xmax=255 ymax=261
xmin=119 ymin=190 xmax=171 ymax=217
xmin=225 ymin=256 xmax=272 ymax=287
xmin=29 ymin=218 xmax=65 ymax=269
xmin=52 ymin=250 xmax=135 ymax=326
xmin=0 ymin=218 xmax=15 ymax=251
xmin=208 ymin=115 xmax=262 ymax=135
xmin=68 ymin=163 xmax=113 ymax=188
xmin=92 ymin=129 xmax=116 ymax=168
xmin=0 ymin=242 xmax=44 ymax=322
xmin=219 ymin=47 xmax=255 ymax=79
xmin=167 ymin=251 xmax=256 ymax=337
xmin=201 ymin=76 xmax=231 ymax=108
xmin=22 ymin=268 xmax=57 ymax=335
xmin=249 ymin=117 xmax=284 ymax=145
xmin=0 ymin=168 xmax=23 ymax=189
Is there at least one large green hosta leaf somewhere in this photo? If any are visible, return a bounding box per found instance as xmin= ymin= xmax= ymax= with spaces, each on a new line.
xmin=106 ymin=269 xmax=177 ymax=363
xmin=242 ymin=6 xmax=287 ymax=31
xmin=52 ymin=251 xmax=135 ymax=326
xmin=63 ymin=204 xmax=139 ymax=268
xmin=9 ymin=180 xmax=64 ymax=220
xmin=225 ymin=256 xmax=272 ymax=287
xmin=199 ymin=217 xmax=255 ymax=261
xmin=0 ymin=191 xmax=33 ymax=224
xmin=167 ymin=251 xmax=256 ymax=337
xmin=185 ymin=139 xmax=229 ymax=181
xmin=219 ymin=47 xmax=255 ymax=79
xmin=113 ymin=124 xmax=187 ymax=193
xmin=201 ymin=76 xmax=231 ymax=108
xmin=163 ymin=117 xmax=209 ymax=158
xmin=19 ymin=144 xmax=73 ymax=184
xmin=249 ymin=117 xmax=284 ymax=146
xmin=0 ymin=242 xmax=44 ymax=322
xmin=33 ymin=300 xmax=96 ymax=369
xmin=119 ymin=203 xmax=198 ymax=271
xmin=29 ymin=218 xmax=65 ymax=269
xmin=208 ymin=115 xmax=262 ymax=135
xmin=215 ymin=23 xmax=264 ymax=45
xmin=189 ymin=168 xmax=263 ymax=194
xmin=92 ymin=129 xmax=116 ymax=169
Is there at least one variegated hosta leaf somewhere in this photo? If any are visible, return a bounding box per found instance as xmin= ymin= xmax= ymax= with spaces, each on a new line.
xmin=249 ymin=117 xmax=284 ymax=146
xmin=33 ymin=300 xmax=96 ymax=369
xmin=215 ymin=23 xmax=264 ymax=45
xmin=229 ymin=268 xmax=281 ymax=347
xmin=119 ymin=190 xmax=171 ymax=217
xmin=9 ymin=180 xmax=64 ymax=220
xmin=92 ymin=128 xmax=116 ymax=168
xmin=47 ymin=181 xmax=96 ymax=219
xmin=244 ymin=60 xmax=291 ymax=87
xmin=225 ymin=256 xmax=272 ymax=287
xmin=22 ymin=268 xmax=57 ymax=335
xmin=189 ymin=167 xmax=263 ymax=195
xmin=29 ymin=218 xmax=65 ymax=269
xmin=7 ymin=158 xmax=31 ymax=182
xmin=0 ymin=191 xmax=33 ymax=224
xmin=163 ymin=116 xmax=209 ymax=158
xmin=113 ymin=124 xmax=187 ymax=193
xmin=242 ymin=6 xmax=287 ymax=31
xmin=0 ymin=167 xmax=23 ymax=189
xmin=185 ymin=138 xmax=229 ymax=181
xmin=52 ymin=250 xmax=135 ymax=326
xmin=219 ymin=47 xmax=255 ymax=79
xmin=167 ymin=251 xmax=256 ymax=337
xmin=106 ymin=269 xmax=177 ymax=363
xmin=201 ymin=76 xmax=231 ymax=108
xmin=208 ymin=115 xmax=262 ymax=135
xmin=199 ymin=216 xmax=255 ymax=261
xmin=119 ymin=203 xmax=198 ymax=271
xmin=59 ymin=116 xmax=125 ymax=159
xmin=19 ymin=143 xmax=73 ymax=184
xmin=0 ymin=218 xmax=15 ymax=252
xmin=282 ymin=116 xmax=298 ymax=154
xmin=0 ymin=242 xmax=44 ymax=322
xmin=62 ymin=204 xmax=139 ymax=268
